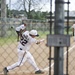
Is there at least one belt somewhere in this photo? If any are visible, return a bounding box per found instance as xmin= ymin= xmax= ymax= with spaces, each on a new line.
xmin=19 ymin=48 xmax=23 ymax=50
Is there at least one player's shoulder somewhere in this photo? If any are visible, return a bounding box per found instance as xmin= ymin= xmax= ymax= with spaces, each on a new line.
xmin=23 ymin=31 xmax=29 ymax=35
xmin=25 ymin=31 xmax=29 ymax=33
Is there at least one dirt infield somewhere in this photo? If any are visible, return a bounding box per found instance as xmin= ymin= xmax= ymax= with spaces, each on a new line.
xmin=0 ymin=74 xmax=47 ymax=75
xmin=0 ymin=39 xmax=49 ymax=75
xmin=0 ymin=72 xmax=48 ymax=75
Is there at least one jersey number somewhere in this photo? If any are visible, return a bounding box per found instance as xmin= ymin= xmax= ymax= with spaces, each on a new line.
xmin=20 ymin=39 xmax=28 ymax=46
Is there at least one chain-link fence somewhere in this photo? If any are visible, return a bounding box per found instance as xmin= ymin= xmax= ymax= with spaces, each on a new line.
xmin=0 ymin=18 xmax=50 ymax=75
xmin=0 ymin=18 xmax=75 ymax=75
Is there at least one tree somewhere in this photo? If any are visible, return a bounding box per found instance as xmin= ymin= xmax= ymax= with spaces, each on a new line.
xmin=17 ymin=0 xmax=49 ymax=19
xmin=7 ymin=0 xmax=49 ymax=19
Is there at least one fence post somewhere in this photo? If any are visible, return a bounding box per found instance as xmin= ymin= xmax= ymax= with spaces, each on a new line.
xmin=0 ymin=0 xmax=6 ymax=37
xmin=54 ymin=0 xmax=64 ymax=75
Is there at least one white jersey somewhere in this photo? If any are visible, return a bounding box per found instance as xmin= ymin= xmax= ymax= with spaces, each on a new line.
xmin=16 ymin=24 xmax=26 ymax=31
xmin=18 ymin=31 xmax=37 ymax=51
xmin=71 ymin=24 xmax=75 ymax=29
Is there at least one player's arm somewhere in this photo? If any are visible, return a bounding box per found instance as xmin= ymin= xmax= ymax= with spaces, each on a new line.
xmin=36 ymin=41 xmax=40 ymax=44
xmin=23 ymin=28 xmax=26 ymax=32
xmin=36 ymin=39 xmax=45 ymax=44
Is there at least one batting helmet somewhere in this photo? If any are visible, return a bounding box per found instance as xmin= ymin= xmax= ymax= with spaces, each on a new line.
xmin=29 ymin=30 xmax=39 ymax=36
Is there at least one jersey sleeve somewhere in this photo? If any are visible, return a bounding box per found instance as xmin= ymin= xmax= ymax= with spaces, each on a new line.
xmin=20 ymin=25 xmax=26 ymax=30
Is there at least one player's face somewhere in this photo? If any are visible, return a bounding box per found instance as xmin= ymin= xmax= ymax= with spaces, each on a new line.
xmin=31 ymin=35 xmax=36 ymax=38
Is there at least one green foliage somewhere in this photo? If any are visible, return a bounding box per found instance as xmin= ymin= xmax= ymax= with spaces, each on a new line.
xmin=7 ymin=8 xmax=49 ymax=20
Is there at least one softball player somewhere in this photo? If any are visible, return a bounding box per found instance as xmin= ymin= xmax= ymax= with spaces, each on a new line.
xmin=71 ymin=23 xmax=75 ymax=41
xmin=16 ymin=23 xmax=27 ymax=41
xmin=3 ymin=30 xmax=44 ymax=75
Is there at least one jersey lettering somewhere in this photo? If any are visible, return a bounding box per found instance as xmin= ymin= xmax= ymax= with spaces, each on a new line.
xmin=20 ymin=35 xmax=29 ymax=46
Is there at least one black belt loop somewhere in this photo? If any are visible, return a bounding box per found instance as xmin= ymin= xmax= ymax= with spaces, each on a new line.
xmin=20 ymin=48 xmax=22 ymax=50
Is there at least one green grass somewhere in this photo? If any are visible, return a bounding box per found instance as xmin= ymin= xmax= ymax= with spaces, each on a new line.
xmin=38 ymin=31 xmax=49 ymax=38
xmin=0 ymin=31 xmax=49 ymax=46
xmin=0 ymin=29 xmax=73 ymax=46
xmin=0 ymin=36 xmax=17 ymax=46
